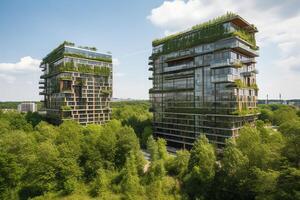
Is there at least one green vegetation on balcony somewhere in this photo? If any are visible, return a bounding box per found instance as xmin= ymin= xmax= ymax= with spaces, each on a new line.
xmin=233 ymin=29 xmax=256 ymax=49
xmin=152 ymin=12 xmax=258 ymax=56
xmin=233 ymin=60 xmax=243 ymax=68
xmin=64 ymin=53 xmax=112 ymax=63
xmin=45 ymin=62 xmax=111 ymax=77
xmin=101 ymin=89 xmax=112 ymax=95
xmin=94 ymin=66 xmax=111 ymax=76
xmin=77 ymin=64 xmax=94 ymax=74
xmin=61 ymin=105 xmax=72 ymax=111
xmin=234 ymin=80 xmax=259 ymax=90
xmin=75 ymin=79 xmax=86 ymax=86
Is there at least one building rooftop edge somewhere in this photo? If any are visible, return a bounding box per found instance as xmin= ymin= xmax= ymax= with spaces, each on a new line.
xmin=152 ymin=13 xmax=257 ymax=47
xmin=42 ymin=41 xmax=112 ymax=63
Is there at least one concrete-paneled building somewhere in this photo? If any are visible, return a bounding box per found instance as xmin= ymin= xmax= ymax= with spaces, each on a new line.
xmin=39 ymin=41 xmax=112 ymax=125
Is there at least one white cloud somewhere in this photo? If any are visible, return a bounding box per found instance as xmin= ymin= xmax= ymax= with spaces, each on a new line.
xmin=0 ymin=56 xmax=41 ymax=73
xmin=148 ymin=0 xmax=300 ymax=72
xmin=147 ymin=0 xmax=223 ymax=33
xmin=147 ymin=0 xmax=300 ymax=98
xmin=112 ymin=58 xmax=125 ymax=77
xmin=0 ymin=73 xmax=16 ymax=84
xmin=113 ymin=58 xmax=120 ymax=66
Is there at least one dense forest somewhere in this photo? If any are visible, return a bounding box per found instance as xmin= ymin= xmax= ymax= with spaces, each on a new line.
xmin=0 ymin=101 xmax=299 ymax=200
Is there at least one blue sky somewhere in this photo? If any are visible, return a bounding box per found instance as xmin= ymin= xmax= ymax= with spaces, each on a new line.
xmin=0 ymin=0 xmax=299 ymax=101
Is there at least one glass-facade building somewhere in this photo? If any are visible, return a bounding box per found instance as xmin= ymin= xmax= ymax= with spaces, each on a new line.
xmin=39 ymin=42 xmax=112 ymax=125
xmin=149 ymin=14 xmax=259 ymax=149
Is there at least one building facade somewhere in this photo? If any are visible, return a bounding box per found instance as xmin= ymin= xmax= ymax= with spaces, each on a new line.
xmin=40 ymin=41 xmax=112 ymax=125
xmin=149 ymin=13 xmax=259 ymax=149
xmin=18 ymin=102 xmax=37 ymax=113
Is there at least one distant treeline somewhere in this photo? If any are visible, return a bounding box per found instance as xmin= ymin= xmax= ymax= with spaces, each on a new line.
xmin=0 ymin=101 xmax=42 ymax=110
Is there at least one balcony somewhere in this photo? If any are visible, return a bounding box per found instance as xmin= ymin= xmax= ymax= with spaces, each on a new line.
xmin=211 ymin=74 xmax=240 ymax=83
xmin=241 ymin=58 xmax=256 ymax=65
xmin=215 ymin=38 xmax=259 ymax=57
xmin=39 ymin=86 xmax=45 ymax=89
xmin=39 ymin=81 xmax=45 ymax=84
xmin=232 ymin=40 xmax=259 ymax=57
xmin=210 ymin=58 xmax=237 ymax=69
xmin=241 ymin=69 xmax=258 ymax=76
xmin=165 ymin=51 xmax=195 ymax=62
xmin=148 ymin=77 xmax=153 ymax=80
xmin=39 ymin=91 xmax=46 ymax=95
xmin=164 ymin=63 xmax=194 ymax=73
xmin=148 ymin=67 xmax=154 ymax=71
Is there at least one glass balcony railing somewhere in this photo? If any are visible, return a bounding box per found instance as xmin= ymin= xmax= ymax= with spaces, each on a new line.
xmin=215 ymin=38 xmax=259 ymax=57
xmin=164 ymin=63 xmax=194 ymax=72
xmin=211 ymin=74 xmax=240 ymax=83
xmin=210 ymin=58 xmax=238 ymax=68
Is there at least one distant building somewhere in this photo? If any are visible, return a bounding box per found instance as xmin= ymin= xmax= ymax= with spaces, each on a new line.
xmin=149 ymin=13 xmax=259 ymax=149
xmin=39 ymin=41 xmax=113 ymax=125
xmin=258 ymin=99 xmax=300 ymax=108
xmin=18 ymin=102 xmax=37 ymax=112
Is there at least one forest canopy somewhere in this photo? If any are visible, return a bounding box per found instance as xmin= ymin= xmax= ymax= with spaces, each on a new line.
xmin=0 ymin=102 xmax=299 ymax=200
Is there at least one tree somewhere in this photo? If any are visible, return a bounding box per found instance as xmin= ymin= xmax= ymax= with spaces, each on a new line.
xmin=167 ymin=150 xmax=190 ymax=178
xmin=115 ymin=126 xmax=140 ymax=168
xmin=25 ymin=112 xmax=43 ymax=127
xmin=222 ymin=139 xmax=249 ymax=177
xmin=147 ymin=136 xmax=159 ymax=161
xmin=259 ymin=108 xmax=273 ymax=123
xmin=34 ymin=121 xmax=58 ymax=142
xmin=120 ymin=151 xmax=145 ymax=199
xmin=0 ymin=152 xmax=23 ymax=199
xmin=252 ymin=168 xmax=279 ymax=200
xmin=141 ymin=126 xmax=152 ymax=148
xmin=184 ymin=135 xmax=216 ymax=199
xmin=81 ymin=120 xmax=118 ymax=180
xmin=275 ymin=167 xmax=300 ymax=200
xmin=90 ymin=168 xmax=111 ymax=197
xmin=236 ymin=125 xmax=284 ymax=170
xmin=279 ymin=120 xmax=300 ymax=167
xmin=273 ymin=106 xmax=298 ymax=125
xmin=157 ymin=138 xmax=168 ymax=161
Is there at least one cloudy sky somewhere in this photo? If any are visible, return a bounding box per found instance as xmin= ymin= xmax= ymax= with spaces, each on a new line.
xmin=0 ymin=0 xmax=299 ymax=101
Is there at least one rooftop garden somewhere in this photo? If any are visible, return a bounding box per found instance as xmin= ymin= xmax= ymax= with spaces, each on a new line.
xmin=152 ymin=12 xmax=258 ymax=56
xmin=42 ymin=41 xmax=111 ymax=64
xmin=64 ymin=52 xmax=112 ymax=63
